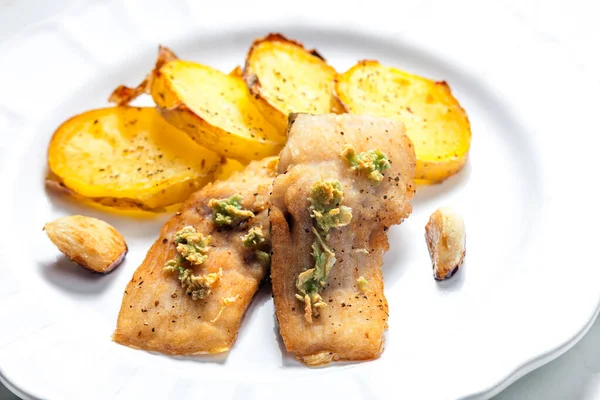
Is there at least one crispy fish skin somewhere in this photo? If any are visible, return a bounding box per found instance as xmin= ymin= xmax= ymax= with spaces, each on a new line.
xmin=270 ymin=114 xmax=416 ymax=365
xmin=114 ymin=157 xmax=277 ymax=355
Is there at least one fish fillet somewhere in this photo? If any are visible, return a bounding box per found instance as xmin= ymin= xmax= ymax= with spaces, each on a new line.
xmin=114 ymin=157 xmax=277 ymax=354
xmin=270 ymin=114 xmax=416 ymax=365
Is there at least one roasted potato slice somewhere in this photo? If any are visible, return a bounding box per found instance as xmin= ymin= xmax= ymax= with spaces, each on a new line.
xmin=110 ymin=46 xmax=285 ymax=163
xmin=243 ymin=33 xmax=342 ymax=132
xmin=47 ymin=107 xmax=221 ymax=211
xmin=335 ymin=60 xmax=471 ymax=183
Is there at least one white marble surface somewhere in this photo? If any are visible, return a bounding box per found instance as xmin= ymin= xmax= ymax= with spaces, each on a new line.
xmin=0 ymin=1 xmax=598 ymax=399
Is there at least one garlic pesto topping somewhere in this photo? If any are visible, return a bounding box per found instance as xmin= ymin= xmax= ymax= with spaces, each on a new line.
xmin=208 ymin=194 xmax=255 ymax=226
xmin=341 ymin=144 xmax=390 ymax=183
xmin=295 ymin=179 xmax=353 ymax=323
xmin=164 ymin=226 xmax=220 ymax=300
xmin=241 ymin=225 xmax=271 ymax=267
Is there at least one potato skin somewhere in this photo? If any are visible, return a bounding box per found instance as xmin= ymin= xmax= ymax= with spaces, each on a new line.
xmin=243 ymin=33 xmax=341 ymax=132
xmin=110 ymin=46 xmax=284 ymax=164
xmin=109 ymin=46 xmax=177 ymax=106
xmin=335 ymin=60 xmax=471 ymax=183
xmin=47 ymin=107 xmax=221 ymax=210
xmin=45 ymin=175 xmax=173 ymax=213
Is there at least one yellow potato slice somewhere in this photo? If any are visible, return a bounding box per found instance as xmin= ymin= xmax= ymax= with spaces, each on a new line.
xmin=335 ymin=60 xmax=471 ymax=183
xmin=243 ymin=33 xmax=342 ymax=132
xmin=110 ymin=46 xmax=285 ymax=163
xmin=47 ymin=107 xmax=221 ymax=211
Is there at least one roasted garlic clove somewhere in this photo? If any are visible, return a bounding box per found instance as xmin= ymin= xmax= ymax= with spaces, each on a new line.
xmin=425 ymin=207 xmax=466 ymax=280
xmin=44 ymin=215 xmax=127 ymax=274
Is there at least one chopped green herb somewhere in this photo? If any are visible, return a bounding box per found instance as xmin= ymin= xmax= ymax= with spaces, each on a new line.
xmin=295 ymin=227 xmax=336 ymax=296
xmin=255 ymin=250 xmax=271 ymax=266
xmin=295 ymin=180 xmax=353 ymax=322
xmin=308 ymin=180 xmax=352 ymax=234
xmin=175 ymin=267 xmax=221 ymax=300
xmin=241 ymin=226 xmax=266 ymax=248
xmin=173 ymin=226 xmax=211 ymax=265
xmin=208 ymin=194 xmax=255 ymax=226
xmin=163 ymin=226 xmax=218 ymax=300
xmin=241 ymin=226 xmax=270 ymax=267
xmin=341 ymin=144 xmax=390 ymax=183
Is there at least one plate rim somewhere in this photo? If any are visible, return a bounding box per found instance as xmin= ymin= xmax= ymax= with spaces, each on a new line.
xmin=0 ymin=1 xmax=599 ymax=399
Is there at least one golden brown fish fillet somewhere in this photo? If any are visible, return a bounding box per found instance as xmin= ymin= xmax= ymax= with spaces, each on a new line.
xmin=270 ymin=114 xmax=416 ymax=365
xmin=114 ymin=157 xmax=277 ymax=355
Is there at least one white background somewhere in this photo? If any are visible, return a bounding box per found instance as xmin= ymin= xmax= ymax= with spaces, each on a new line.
xmin=0 ymin=0 xmax=598 ymax=399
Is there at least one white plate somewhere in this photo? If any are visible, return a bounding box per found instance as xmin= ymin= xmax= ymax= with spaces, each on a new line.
xmin=0 ymin=1 xmax=598 ymax=399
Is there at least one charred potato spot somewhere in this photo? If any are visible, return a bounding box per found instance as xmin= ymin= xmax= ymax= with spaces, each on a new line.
xmin=229 ymin=66 xmax=244 ymax=78
xmin=108 ymin=45 xmax=178 ymax=106
xmin=335 ymin=60 xmax=471 ymax=183
xmin=44 ymin=215 xmax=128 ymax=274
xmin=47 ymin=107 xmax=221 ymax=210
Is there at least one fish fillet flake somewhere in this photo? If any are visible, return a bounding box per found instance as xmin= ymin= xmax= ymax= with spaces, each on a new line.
xmin=270 ymin=114 xmax=416 ymax=365
xmin=114 ymin=157 xmax=277 ymax=355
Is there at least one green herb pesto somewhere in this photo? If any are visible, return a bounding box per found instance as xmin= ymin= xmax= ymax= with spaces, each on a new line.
xmin=255 ymin=250 xmax=271 ymax=266
xmin=295 ymin=180 xmax=353 ymax=322
xmin=341 ymin=144 xmax=391 ymax=183
xmin=308 ymin=180 xmax=352 ymax=234
xmin=208 ymin=194 xmax=255 ymax=226
xmin=295 ymin=227 xmax=336 ymax=297
xmin=241 ymin=226 xmax=271 ymax=267
xmin=164 ymin=264 xmax=222 ymax=300
xmin=173 ymin=226 xmax=211 ymax=265
xmin=164 ymin=226 xmax=219 ymax=300
xmin=241 ymin=226 xmax=266 ymax=248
